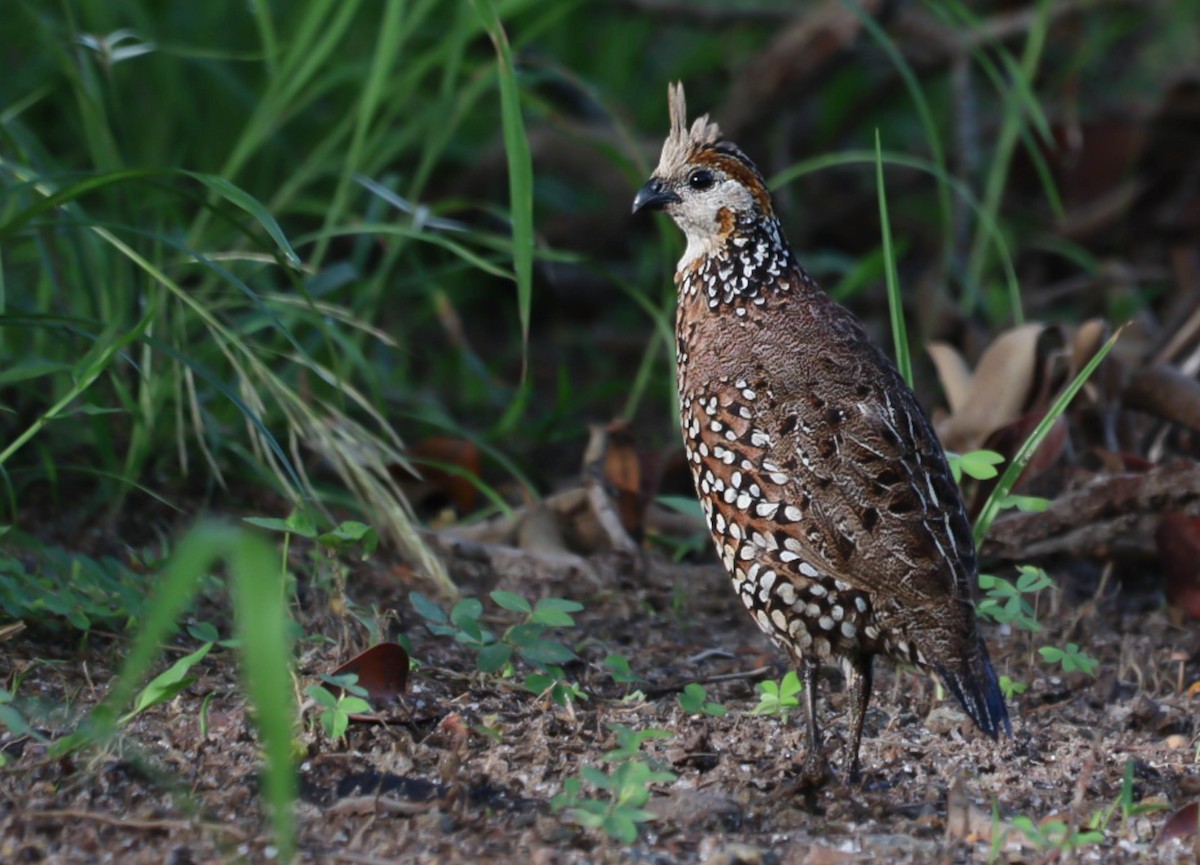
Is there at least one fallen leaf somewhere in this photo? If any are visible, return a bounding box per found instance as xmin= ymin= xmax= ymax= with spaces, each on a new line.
xmin=1155 ymin=801 xmax=1200 ymax=847
xmin=329 ymin=642 xmax=410 ymax=717
xmin=930 ymin=324 xmax=1046 ymax=452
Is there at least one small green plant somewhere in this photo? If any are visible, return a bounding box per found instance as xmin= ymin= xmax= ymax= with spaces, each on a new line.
xmin=1038 ymin=643 xmax=1099 ymax=676
xmin=525 ymin=665 xmax=589 ymax=707
xmin=998 ymin=675 xmax=1028 ymax=701
xmin=412 ymin=590 xmax=581 ymax=671
xmin=552 ymin=761 xmax=676 ymax=844
xmin=678 ymin=683 xmax=727 ymax=716
xmin=0 ymin=532 xmax=151 ymax=630
xmin=604 ymin=724 xmax=673 ymax=763
xmin=947 ymin=449 xmax=1005 ymax=484
xmin=0 ymin=687 xmax=49 ymax=766
xmin=120 ymin=642 xmax=214 ymax=724
xmin=1006 ymin=815 xmax=1104 ymax=855
xmin=604 ymin=653 xmax=645 ymax=688
xmin=751 ymin=670 xmax=803 ymax=719
xmin=246 ymin=512 xmax=379 ymax=597
xmin=978 ymin=565 xmax=1053 ymax=631
xmin=412 ymin=590 xmax=585 ymax=705
xmin=306 ymin=673 xmax=371 ymax=741
xmin=1086 ymin=759 xmax=1171 ymax=833
xmin=551 ymin=723 xmax=676 ymax=843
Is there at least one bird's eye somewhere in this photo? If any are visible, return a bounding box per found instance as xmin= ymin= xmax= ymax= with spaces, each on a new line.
xmin=688 ymin=169 xmax=716 ymax=191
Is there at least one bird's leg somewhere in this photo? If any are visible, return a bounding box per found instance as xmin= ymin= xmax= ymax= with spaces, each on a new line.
xmin=797 ymin=656 xmax=827 ymax=787
xmin=843 ymin=654 xmax=874 ymax=784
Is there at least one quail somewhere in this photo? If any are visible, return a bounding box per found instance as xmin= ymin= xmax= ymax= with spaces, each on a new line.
xmin=632 ymin=84 xmax=1010 ymax=785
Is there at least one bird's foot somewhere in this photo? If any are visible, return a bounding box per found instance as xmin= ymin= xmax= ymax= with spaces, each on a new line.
xmin=771 ymin=750 xmax=832 ymax=806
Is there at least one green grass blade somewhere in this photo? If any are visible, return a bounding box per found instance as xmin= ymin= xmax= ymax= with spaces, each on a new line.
xmin=875 ymin=130 xmax=911 ymax=387
xmin=82 ymin=523 xmax=297 ymax=859
xmin=771 ymin=150 xmax=1020 ymax=316
xmin=973 ymin=324 xmax=1126 ymax=545
xmin=844 ymin=0 xmax=952 ymax=278
xmin=228 ymin=527 xmax=298 ymax=862
xmin=964 ymin=0 xmax=1052 ymax=312
xmin=471 ymin=0 xmax=534 ymax=378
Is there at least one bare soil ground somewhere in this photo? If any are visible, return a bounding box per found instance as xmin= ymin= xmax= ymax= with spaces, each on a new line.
xmin=2 ymin=549 xmax=1199 ymax=864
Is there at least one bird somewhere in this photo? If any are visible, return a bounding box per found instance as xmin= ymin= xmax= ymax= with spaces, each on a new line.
xmin=632 ymin=83 xmax=1010 ymax=786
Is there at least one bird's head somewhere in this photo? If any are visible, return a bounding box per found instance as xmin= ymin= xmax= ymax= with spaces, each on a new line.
xmin=632 ymin=83 xmax=776 ymax=266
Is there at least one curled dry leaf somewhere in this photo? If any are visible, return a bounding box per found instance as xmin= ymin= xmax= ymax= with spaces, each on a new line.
xmin=328 ymin=642 xmax=411 ymax=719
xmin=1155 ymin=801 xmax=1199 ymax=847
xmin=928 ymin=323 xmax=1046 ymax=453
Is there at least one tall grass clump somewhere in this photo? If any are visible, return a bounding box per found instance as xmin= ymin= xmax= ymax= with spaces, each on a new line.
xmin=0 ymin=2 xmax=573 ymax=589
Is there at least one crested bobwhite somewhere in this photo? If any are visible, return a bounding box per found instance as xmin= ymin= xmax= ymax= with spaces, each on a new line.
xmin=632 ymin=83 xmax=1010 ymax=784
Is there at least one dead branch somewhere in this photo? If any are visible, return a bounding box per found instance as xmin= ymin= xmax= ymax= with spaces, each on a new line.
xmin=983 ymin=460 xmax=1200 ymax=560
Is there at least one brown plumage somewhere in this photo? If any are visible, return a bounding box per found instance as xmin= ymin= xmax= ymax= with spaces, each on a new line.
xmin=632 ymin=83 xmax=1010 ymax=784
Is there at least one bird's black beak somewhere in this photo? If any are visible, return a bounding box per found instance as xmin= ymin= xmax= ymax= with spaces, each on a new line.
xmin=632 ymin=177 xmax=681 ymax=214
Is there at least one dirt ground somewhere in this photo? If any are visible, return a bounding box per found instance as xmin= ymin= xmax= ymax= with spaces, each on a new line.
xmin=2 ymin=546 xmax=1199 ymax=865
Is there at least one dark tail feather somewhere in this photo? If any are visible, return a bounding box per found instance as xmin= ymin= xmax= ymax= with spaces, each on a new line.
xmin=936 ymin=647 xmax=1012 ymax=739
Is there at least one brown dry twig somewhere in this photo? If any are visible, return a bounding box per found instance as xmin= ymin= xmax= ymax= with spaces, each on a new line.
xmin=983 ymin=460 xmax=1200 ymax=560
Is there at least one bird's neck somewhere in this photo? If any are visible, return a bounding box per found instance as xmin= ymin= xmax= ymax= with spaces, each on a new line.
xmin=676 ymin=212 xmax=798 ymax=312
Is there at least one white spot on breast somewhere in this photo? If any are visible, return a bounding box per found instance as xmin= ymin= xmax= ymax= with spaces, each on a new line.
xmin=755 ymin=502 xmax=780 ymax=518
xmin=841 ymin=621 xmax=857 ymax=639
xmin=770 ymin=609 xmax=788 ymax=632
xmin=819 ymin=615 xmax=834 ymax=631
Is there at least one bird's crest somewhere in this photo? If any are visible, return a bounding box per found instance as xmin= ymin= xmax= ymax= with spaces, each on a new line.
xmin=656 ymin=82 xmax=722 ymax=177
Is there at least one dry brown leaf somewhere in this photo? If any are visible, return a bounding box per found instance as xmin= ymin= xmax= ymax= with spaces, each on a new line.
xmin=930 ymin=323 xmax=1045 ymax=452
xmin=327 ymin=642 xmax=410 ymax=721
xmin=1155 ymin=801 xmax=1200 ymax=847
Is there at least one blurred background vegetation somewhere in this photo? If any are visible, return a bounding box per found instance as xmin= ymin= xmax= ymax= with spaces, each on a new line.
xmin=2 ymin=0 xmax=1198 ymax=586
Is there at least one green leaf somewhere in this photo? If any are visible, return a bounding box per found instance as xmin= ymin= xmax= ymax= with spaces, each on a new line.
xmin=517 ymin=638 xmax=576 ymax=666
xmin=530 ymin=606 xmax=577 ymax=627
xmin=579 ymin=765 xmax=612 ymax=790
xmin=338 ymin=696 xmax=371 ymax=715
xmin=450 ymin=597 xmax=484 ymax=628
xmin=410 ymin=591 xmax=448 ymax=625
xmin=605 ymin=654 xmax=643 ymax=684
xmin=306 ymin=685 xmax=338 ymax=709
xmin=476 ymin=642 xmax=513 ymax=673
xmin=125 ymin=642 xmax=213 ymax=720
xmin=181 ymin=171 xmax=301 ymax=268
xmin=490 ymin=590 xmax=531 ymax=614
